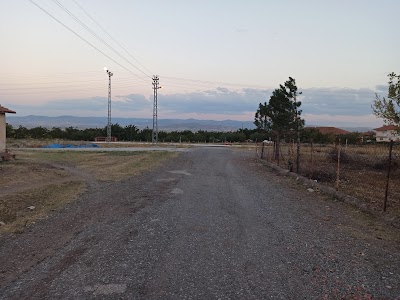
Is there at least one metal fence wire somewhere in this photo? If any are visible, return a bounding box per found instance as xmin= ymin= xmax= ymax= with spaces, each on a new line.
xmin=258 ymin=141 xmax=399 ymax=213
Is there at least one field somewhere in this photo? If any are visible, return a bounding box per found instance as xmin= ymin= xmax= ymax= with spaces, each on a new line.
xmin=0 ymin=150 xmax=178 ymax=234
xmin=259 ymin=143 xmax=400 ymax=215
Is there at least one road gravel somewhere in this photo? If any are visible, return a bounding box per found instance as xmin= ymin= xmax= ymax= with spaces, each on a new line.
xmin=0 ymin=147 xmax=399 ymax=299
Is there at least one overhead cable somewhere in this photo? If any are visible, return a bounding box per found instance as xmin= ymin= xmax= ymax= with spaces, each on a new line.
xmin=51 ymin=0 xmax=150 ymax=80
xmin=72 ymin=0 xmax=153 ymax=76
xmin=29 ymin=0 xmax=148 ymax=82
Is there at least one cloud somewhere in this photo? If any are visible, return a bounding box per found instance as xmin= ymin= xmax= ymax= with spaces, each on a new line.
xmin=375 ymin=85 xmax=388 ymax=92
xmin=235 ymin=28 xmax=249 ymax=33
xmin=300 ymin=87 xmax=377 ymax=116
xmin=303 ymin=113 xmax=382 ymax=127
xmin=159 ymin=88 xmax=272 ymax=114
xmin=4 ymin=86 xmax=383 ymax=127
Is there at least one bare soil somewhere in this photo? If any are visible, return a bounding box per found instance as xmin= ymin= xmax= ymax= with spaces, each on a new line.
xmin=0 ymin=150 xmax=178 ymax=234
xmin=0 ymin=148 xmax=399 ymax=299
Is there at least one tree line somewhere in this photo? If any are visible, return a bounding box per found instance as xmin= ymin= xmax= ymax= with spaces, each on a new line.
xmin=5 ymin=122 xmax=365 ymax=144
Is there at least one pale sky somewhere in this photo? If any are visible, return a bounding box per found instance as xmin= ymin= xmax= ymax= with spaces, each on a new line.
xmin=1 ymin=0 xmax=399 ymax=127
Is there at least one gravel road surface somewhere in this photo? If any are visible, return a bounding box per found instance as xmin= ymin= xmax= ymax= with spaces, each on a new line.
xmin=1 ymin=148 xmax=399 ymax=299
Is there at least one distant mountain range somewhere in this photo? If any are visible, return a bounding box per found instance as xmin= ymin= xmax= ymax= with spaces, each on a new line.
xmin=6 ymin=115 xmax=255 ymax=132
xmin=6 ymin=115 xmax=373 ymax=132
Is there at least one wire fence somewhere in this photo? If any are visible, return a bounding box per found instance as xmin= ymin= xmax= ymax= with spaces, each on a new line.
xmin=257 ymin=141 xmax=400 ymax=214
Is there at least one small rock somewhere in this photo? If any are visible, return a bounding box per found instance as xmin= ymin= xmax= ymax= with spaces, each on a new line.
xmin=171 ymin=188 xmax=184 ymax=195
xmin=0 ymin=221 xmax=5 ymax=226
xmin=307 ymin=188 xmax=315 ymax=193
xmin=27 ymin=206 xmax=35 ymax=210
xmin=386 ymin=285 xmax=392 ymax=289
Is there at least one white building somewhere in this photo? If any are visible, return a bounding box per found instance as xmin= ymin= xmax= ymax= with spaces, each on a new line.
xmin=373 ymin=125 xmax=400 ymax=142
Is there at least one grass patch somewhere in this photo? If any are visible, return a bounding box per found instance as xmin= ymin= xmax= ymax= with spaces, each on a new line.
xmin=0 ymin=155 xmax=70 ymax=189
xmin=19 ymin=150 xmax=179 ymax=181
xmin=0 ymin=180 xmax=85 ymax=233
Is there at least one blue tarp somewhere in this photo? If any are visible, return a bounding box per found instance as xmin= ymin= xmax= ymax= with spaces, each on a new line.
xmin=43 ymin=143 xmax=100 ymax=148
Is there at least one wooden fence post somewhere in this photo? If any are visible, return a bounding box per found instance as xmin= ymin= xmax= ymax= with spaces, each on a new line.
xmin=310 ymin=141 xmax=314 ymax=179
xmin=383 ymin=140 xmax=394 ymax=212
xmin=336 ymin=140 xmax=341 ymax=191
xmin=261 ymin=142 xmax=265 ymax=159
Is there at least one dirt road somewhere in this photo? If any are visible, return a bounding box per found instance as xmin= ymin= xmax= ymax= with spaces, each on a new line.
xmin=1 ymin=148 xmax=399 ymax=299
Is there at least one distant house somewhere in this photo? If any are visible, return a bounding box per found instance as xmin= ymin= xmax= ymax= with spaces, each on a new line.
xmin=373 ymin=125 xmax=400 ymax=142
xmin=307 ymin=126 xmax=350 ymax=135
xmin=359 ymin=131 xmax=375 ymax=143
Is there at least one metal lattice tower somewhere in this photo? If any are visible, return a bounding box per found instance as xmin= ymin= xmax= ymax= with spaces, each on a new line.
xmin=105 ymin=69 xmax=113 ymax=142
xmin=152 ymin=75 xmax=160 ymax=144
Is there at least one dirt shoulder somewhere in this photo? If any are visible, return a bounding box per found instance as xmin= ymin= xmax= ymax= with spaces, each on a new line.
xmin=0 ymin=149 xmax=180 ymax=289
xmin=0 ymin=150 xmax=178 ymax=234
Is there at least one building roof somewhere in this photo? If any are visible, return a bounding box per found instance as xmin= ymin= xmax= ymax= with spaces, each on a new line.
xmin=0 ymin=105 xmax=16 ymax=114
xmin=306 ymin=126 xmax=350 ymax=135
xmin=373 ymin=125 xmax=399 ymax=131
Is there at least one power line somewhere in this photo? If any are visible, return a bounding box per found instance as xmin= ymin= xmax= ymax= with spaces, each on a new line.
xmin=162 ymin=75 xmax=273 ymax=90
xmin=0 ymin=84 xmax=149 ymax=96
xmin=29 ymin=0 xmax=148 ymax=83
xmin=51 ymin=0 xmax=150 ymax=81
xmin=72 ymin=0 xmax=153 ymax=76
xmin=0 ymin=77 xmax=146 ymax=86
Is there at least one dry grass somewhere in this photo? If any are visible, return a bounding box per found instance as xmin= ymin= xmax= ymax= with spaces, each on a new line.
xmin=260 ymin=143 xmax=400 ymax=214
xmin=24 ymin=150 xmax=179 ymax=181
xmin=96 ymin=141 xmax=193 ymax=148
xmin=7 ymin=138 xmax=193 ymax=149
xmin=0 ymin=181 xmax=85 ymax=233
xmin=7 ymin=138 xmax=90 ymax=148
xmin=0 ymin=150 xmax=179 ymax=233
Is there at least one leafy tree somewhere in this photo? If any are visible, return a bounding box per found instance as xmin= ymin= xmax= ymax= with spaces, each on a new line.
xmin=29 ymin=126 xmax=49 ymax=139
xmin=49 ymin=127 xmax=65 ymax=139
xmin=14 ymin=126 xmax=29 ymax=139
xmin=301 ymin=128 xmax=331 ymax=143
xmin=110 ymin=123 xmax=125 ymax=140
xmin=124 ymin=125 xmax=139 ymax=141
xmin=372 ymin=72 xmax=400 ymax=125
xmin=6 ymin=123 xmax=14 ymax=137
xmin=138 ymin=127 xmax=152 ymax=142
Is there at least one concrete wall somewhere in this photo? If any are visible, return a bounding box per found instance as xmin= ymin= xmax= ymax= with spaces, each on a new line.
xmin=376 ymin=130 xmax=400 ymax=142
xmin=0 ymin=113 xmax=5 ymax=152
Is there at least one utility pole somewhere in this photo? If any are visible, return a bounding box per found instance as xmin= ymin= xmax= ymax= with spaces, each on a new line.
xmin=152 ymin=75 xmax=161 ymax=144
xmin=104 ymin=67 xmax=113 ymax=142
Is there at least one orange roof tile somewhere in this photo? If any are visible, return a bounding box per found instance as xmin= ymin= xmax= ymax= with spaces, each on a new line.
xmin=307 ymin=126 xmax=350 ymax=135
xmin=0 ymin=105 xmax=16 ymax=114
xmin=373 ymin=125 xmax=398 ymax=131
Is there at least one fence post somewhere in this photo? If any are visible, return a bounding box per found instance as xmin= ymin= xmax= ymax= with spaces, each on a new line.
xmin=336 ymin=140 xmax=341 ymax=191
xmin=310 ymin=140 xmax=314 ymax=178
xmin=277 ymin=143 xmax=280 ymax=166
xmin=383 ymin=140 xmax=394 ymax=212
xmin=261 ymin=142 xmax=265 ymax=159
xmin=296 ymin=138 xmax=300 ymax=174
